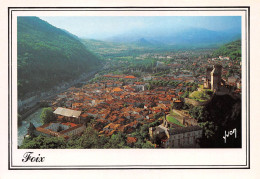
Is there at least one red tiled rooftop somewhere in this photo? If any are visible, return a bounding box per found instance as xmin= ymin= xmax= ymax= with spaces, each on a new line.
xmin=124 ymin=75 xmax=136 ymax=79
xmin=174 ymin=100 xmax=182 ymax=103
xmin=178 ymin=92 xmax=184 ymax=95
xmin=126 ymin=137 xmax=137 ymax=144
xmin=61 ymin=122 xmax=78 ymax=127
xmin=108 ymin=130 xmax=116 ymax=136
xmin=113 ymin=87 xmax=123 ymax=92
xmin=81 ymin=113 xmax=88 ymax=118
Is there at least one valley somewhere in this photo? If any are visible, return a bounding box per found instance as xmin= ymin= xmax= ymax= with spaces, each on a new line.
xmin=17 ymin=16 xmax=242 ymax=149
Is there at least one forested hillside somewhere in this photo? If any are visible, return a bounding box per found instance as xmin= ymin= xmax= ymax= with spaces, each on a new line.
xmin=212 ymin=40 xmax=241 ymax=61
xmin=18 ymin=17 xmax=101 ymax=99
xmin=199 ymin=94 xmax=241 ymax=148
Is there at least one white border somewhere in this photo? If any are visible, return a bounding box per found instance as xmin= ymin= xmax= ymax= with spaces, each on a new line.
xmin=9 ymin=7 xmax=249 ymax=169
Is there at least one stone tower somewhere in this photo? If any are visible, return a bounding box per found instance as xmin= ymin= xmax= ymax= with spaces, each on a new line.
xmin=210 ymin=64 xmax=222 ymax=91
xmin=204 ymin=67 xmax=213 ymax=89
xmin=206 ymin=67 xmax=213 ymax=81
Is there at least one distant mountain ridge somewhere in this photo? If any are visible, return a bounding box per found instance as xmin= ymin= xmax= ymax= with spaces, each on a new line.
xmin=18 ymin=17 xmax=101 ymax=99
xmin=107 ymin=27 xmax=241 ymax=46
xmin=134 ymin=38 xmax=154 ymax=46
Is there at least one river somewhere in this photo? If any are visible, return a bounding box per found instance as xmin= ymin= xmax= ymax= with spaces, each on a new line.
xmin=18 ymin=108 xmax=44 ymax=146
xmin=17 ymin=69 xmax=103 ymax=146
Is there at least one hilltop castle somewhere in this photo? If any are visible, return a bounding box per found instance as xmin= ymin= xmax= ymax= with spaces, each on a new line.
xmin=204 ymin=64 xmax=225 ymax=92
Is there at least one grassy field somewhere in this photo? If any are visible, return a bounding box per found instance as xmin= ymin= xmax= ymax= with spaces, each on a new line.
xmin=189 ymin=89 xmax=212 ymax=102
xmin=166 ymin=115 xmax=185 ymax=127
xmin=170 ymin=110 xmax=179 ymax=116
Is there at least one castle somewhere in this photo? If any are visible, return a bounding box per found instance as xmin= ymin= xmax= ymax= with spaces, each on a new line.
xmin=204 ymin=64 xmax=225 ymax=92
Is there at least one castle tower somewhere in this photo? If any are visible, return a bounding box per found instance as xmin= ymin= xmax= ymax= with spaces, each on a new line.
xmin=203 ymin=67 xmax=213 ymax=89
xmin=211 ymin=64 xmax=222 ymax=91
xmin=206 ymin=67 xmax=213 ymax=81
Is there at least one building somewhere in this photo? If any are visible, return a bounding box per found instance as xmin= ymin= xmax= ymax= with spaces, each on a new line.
xmin=204 ymin=64 xmax=223 ymax=92
xmin=54 ymin=107 xmax=82 ymax=123
xmin=172 ymin=99 xmax=183 ymax=110
xmin=210 ymin=64 xmax=222 ymax=91
xmin=204 ymin=67 xmax=213 ymax=89
xmin=134 ymin=85 xmax=147 ymax=92
xmin=149 ymin=124 xmax=202 ymax=148
xmin=164 ymin=126 xmax=202 ymax=148
xmin=32 ymin=122 xmax=86 ymax=139
xmin=149 ymin=117 xmax=202 ymax=148
xmin=143 ymin=75 xmax=152 ymax=81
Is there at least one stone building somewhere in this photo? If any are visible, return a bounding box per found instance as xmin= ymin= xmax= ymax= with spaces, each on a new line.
xmin=204 ymin=64 xmax=223 ymax=92
xmin=34 ymin=122 xmax=86 ymax=139
xmin=163 ymin=126 xmax=202 ymax=148
xmin=210 ymin=64 xmax=222 ymax=92
xmin=149 ymin=117 xmax=202 ymax=148
xmin=203 ymin=67 xmax=213 ymax=89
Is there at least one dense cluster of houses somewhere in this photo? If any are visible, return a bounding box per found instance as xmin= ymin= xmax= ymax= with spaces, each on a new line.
xmin=50 ymin=79 xmax=175 ymax=136
xmin=30 ymin=51 xmax=241 ymax=147
xmin=33 ymin=73 xmax=199 ymax=141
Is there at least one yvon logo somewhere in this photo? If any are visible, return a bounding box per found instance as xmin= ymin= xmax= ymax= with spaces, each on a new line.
xmin=223 ymin=128 xmax=237 ymax=143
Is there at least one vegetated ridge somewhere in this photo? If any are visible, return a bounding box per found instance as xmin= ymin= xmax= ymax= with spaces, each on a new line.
xmin=18 ymin=16 xmax=102 ymax=99
xmin=212 ymin=39 xmax=241 ymax=61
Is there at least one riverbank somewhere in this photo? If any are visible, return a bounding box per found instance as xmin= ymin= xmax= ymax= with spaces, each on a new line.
xmin=18 ymin=108 xmax=44 ymax=146
xmin=18 ymin=69 xmax=100 ymax=123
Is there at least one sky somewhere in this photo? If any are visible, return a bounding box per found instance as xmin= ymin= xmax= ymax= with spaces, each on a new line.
xmin=39 ymin=16 xmax=241 ymax=40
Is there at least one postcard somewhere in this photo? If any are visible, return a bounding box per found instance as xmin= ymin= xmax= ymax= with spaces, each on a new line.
xmin=2 ymin=5 xmax=252 ymax=173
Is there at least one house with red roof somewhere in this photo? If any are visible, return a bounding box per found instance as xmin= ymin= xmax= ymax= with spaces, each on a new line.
xmin=126 ymin=137 xmax=137 ymax=144
xmin=34 ymin=122 xmax=86 ymax=139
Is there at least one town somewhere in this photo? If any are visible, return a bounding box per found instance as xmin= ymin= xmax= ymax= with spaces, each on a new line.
xmin=21 ymin=47 xmax=242 ymax=149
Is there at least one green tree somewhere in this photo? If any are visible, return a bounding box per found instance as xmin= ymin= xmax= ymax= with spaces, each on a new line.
xmin=199 ymin=121 xmax=216 ymax=139
xmin=191 ymin=84 xmax=198 ymax=92
xmin=181 ymin=91 xmax=189 ymax=98
xmin=40 ymin=107 xmax=55 ymax=124
xmin=78 ymin=126 xmax=101 ymax=148
xmin=20 ymin=135 xmax=66 ymax=149
xmin=154 ymin=113 xmax=163 ymax=120
xmin=142 ymin=141 xmax=155 ymax=148
xmin=107 ymin=132 xmax=127 ymax=148
xmin=140 ymin=124 xmax=149 ymax=140
xmin=149 ymin=120 xmax=161 ymax=127
xmin=189 ymin=106 xmax=206 ymax=122
xmin=17 ymin=17 xmax=101 ymax=100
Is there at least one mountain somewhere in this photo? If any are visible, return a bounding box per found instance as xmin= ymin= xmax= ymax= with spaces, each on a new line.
xmin=18 ymin=17 xmax=102 ymax=99
xmin=60 ymin=28 xmax=81 ymax=41
xmin=107 ymin=27 xmax=241 ymax=47
xmin=134 ymin=38 xmax=153 ymax=46
xmin=212 ymin=40 xmax=241 ymax=61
